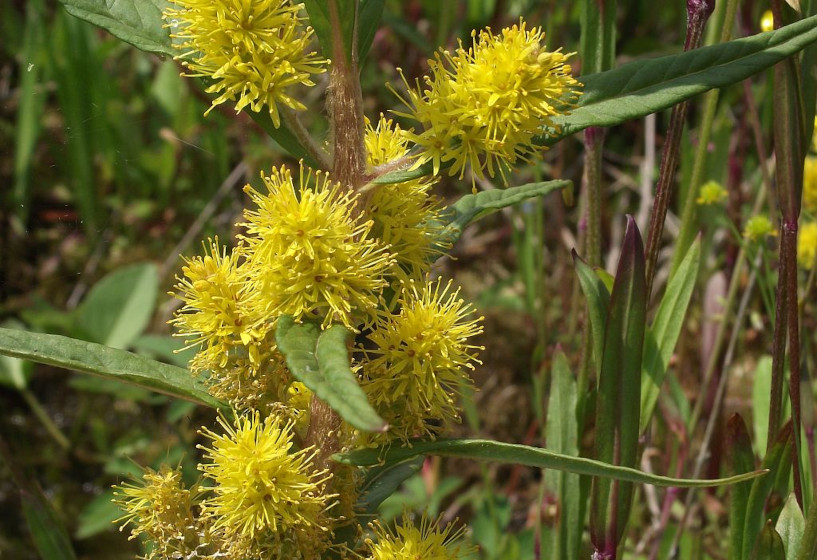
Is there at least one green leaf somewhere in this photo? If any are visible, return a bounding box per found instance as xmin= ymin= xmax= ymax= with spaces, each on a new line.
xmin=727 ymin=413 xmax=757 ymax=560
xmin=590 ymin=216 xmax=647 ymax=549
xmin=75 ymin=490 xmax=121 ymax=539
xmin=743 ymin=422 xmax=794 ymax=560
xmin=13 ymin=0 xmax=47 ymax=225
xmin=58 ymin=0 xmax=173 ymax=57
xmin=776 ymin=494 xmax=805 ymax=560
xmin=75 ymin=263 xmax=159 ymax=349
xmin=572 ymin=252 xmax=610 ymax=371
xmin=640 ymin=238 xmax=700 ymax=432
xmin=336 ymin=439 xmax=765 ymax=487
xmin=546 ymin=15 xmax=817 ymax=143
xmin=752 ymin=356 xmax=775 ymax=459
xmin=543 ymin=351 xmax=582 ymax=560
xmin=436 ymin=180 xmax=571 ymax=247
xmin=275 ymin=316 xmax=386 ymax=432
xmin=372 ymin=161 xmax=435 ymax=185
xmin=21 ymin=490 xmax=77 ymax=560
xmin=0 ymin=328 xmax=221 ymax=408
xmin=303 ymin=0 xmax=384 ymax=63
xmin=246 ymin=109 xmax=321 ymax=169
xmin=752 ymin=522 xmax=787 ymax=560
xmin=357 ymin=457 xmax=424 ymax=518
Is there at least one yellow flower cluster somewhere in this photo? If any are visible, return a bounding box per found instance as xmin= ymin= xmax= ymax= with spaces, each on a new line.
xmin=696 ymin=180 xmax=728 ymax=206
xmin=394 ymin=21 xmax=580 ymax=180
xmin=115 ymin=414 xmax=334 ymax=559
xmin=362 ymin=280 xmax=483 ymax=443
xmin=365 ymin=513 xmax=472 ymax=560
xmin=164 ymin=0 xmax=327 ymax=126
xmin=743 ymin=215 xmax=777 ymax=242
xmin=365 ymin=117 xmax=445 ymax=286
xmin=243 ymin=165 xmax=393 ymax=330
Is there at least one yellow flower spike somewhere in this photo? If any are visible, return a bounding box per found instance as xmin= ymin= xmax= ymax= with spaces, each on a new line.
xmin=803 ymin=155 xmax=817 ymax=214
xmin=393 ymin=20 xmax=580 ymax=181
xmin=198 ymin=413 xmax=334 ymax=543
xmin=798 ymin=221 xmax=817 ymax=270
xmin=743 ymin=215 xmax=778 ymax=242
xmin=366 ymin=513 xmax=473 ymax=560
xmin=164 ymin=0 xmax=327 ymax=126
xmin=695 ymin=180 xmax=728 ymax=206
xmin=362 ymin=279 xmax=484 ymax=443
xmin=365 ymin=117 xmax=446 ymax=284
xmin=242 ymin=163 xmax=394 ymax=330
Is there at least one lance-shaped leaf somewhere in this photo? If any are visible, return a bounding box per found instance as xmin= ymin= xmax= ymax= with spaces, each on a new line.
xmin=752 ymin=522 xmax=787 ymax=560
xmin=0 ymin=328 xmax=221 ymax=407
xmin=275 ymin=316 xmax=387 ymax=432
xmin=728 ymin=413 xmax=758 ymax=560
xmin=246 ymin=110 xmax=322 ymax=169
xmin=544 ymin=15 xmax=817 ymax=144
xmin=572 ymin=252 xmax=611 ymax=372
xmin=434 ymin=180 xmax=571 ymax=248
xmin=742 ymin=422 xmax=794 ymax=560
xmin=590 ymin=216 xmax=646 ymax=553
xmin=58 ymin=0 xmax=173 ymax=57
xmin=335 ymin=439 xmax=765 ymax=487
xmin=640 ymin=238 xmax=700 ymax=432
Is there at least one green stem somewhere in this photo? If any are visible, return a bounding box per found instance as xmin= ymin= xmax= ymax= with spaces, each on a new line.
xmin=21 ymin=389 xmax=70 ymax=451
xmin=644 ymin=0 xmax=715 ymax=297
xmin=669 ymin=0 xmax=740 ymax=278
xmin=281 ymin=108 xmax=331 ymax=171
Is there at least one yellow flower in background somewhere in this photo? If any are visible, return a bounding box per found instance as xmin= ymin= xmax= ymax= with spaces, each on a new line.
xmin=798 ymin=221 xmax=817 ymax=270
xmin=743 ymin=215 xmax=778 ymax=242
xmin=696 ymin=180 xmax=728 ymax=206
xmin=198 ymin=413 xmax=333 ymax=542
xmin=365 ymin=117 xmax=445 ymax=283
xmin=393 ymin=20 xmax=580 ymax=180
xmin=242 ymin=164 xmax=393 ymax=330
xmin=760 ymin=10 xmax=775 ymax=32
xmin=363 ymin=280 xmax=483 ymax=442
xmin=366 ymin=513 xmax=471 ymax=560
xmin=803 ymin=156 xmax=817 ymax=214
xmin=164 ymin=0 xmax=327 ymax=126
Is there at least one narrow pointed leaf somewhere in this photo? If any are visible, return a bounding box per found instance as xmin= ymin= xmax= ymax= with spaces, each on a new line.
xmin=336 ymin=439 xmax=765 ymax=486
xmin=640 ymin=238 xmax=701 ymax=431
xmin=572 ymin=252 xmax=610 ymax=371
xmin=275 ymin=316 xmax=386 ymax=432
xmin=436 ymin=180 xmax=571 ymax=247
xmin=21 ymin=490 xmax=77 ymax=560
xmin=590 ymin=216 xmax=646 ymax=550
xmin=752 ymin=522 xmax=786 ymax=560
xmin=543 ymin=351 xmax=582 ymax=560
xmin=728 ymin=413 xmax=757 ymax=560
xmin=247 ymin=110 xmax=321 ymax=169
xmin=0 ymin=328 xmax=221 ymax=407
xmin=58 ymin=0 xmax=173 ymax=57
xmin=545 ymin=15 xmax=817 ymax=143
xmin=743 ymin=423 xmax=795 ymax=560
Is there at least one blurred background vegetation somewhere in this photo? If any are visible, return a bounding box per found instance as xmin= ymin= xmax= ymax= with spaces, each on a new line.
xmin=0 ymin=0 xmax=785 ymax=558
